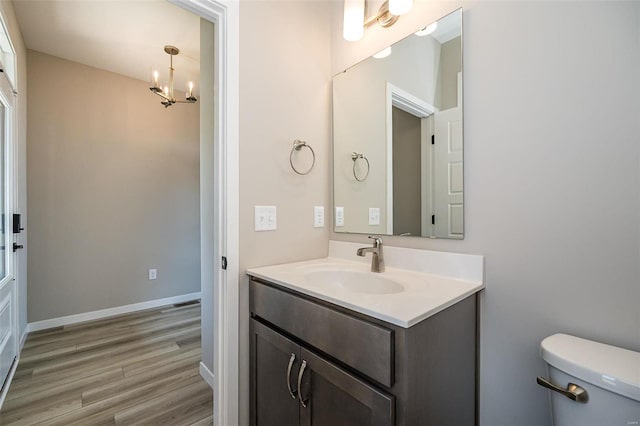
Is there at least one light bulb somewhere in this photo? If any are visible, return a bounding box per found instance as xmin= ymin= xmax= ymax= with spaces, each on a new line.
xmin=150 ymin=69 xmax=160 ymax=88
xmin=163 ymin=85 xmax=169 ymax=97
xmin=373 ymin=46 xmax=392 ymax=59
xmin=415 ymin=22 xmax=437 ymax=36
xmin=343 ymin=0 xmax=364 ymax=42
xmin=187 ymin=81 xmax=194 ymax=99
xmin=389 ymin=0 xmax=413 ymax=16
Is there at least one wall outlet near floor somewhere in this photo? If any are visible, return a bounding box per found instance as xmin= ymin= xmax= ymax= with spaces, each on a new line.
xmin=313 ymin=206 xmax=324 ymax=228
xmin=335 ymin=207 xmax=344 ymax=227
xmin=255 ymin=206 xmax=277 ymax=231
xmin=148 ymin=269 xmax=157 ymax=280
xmin=368 ymin=207 xmax=380 ymax=226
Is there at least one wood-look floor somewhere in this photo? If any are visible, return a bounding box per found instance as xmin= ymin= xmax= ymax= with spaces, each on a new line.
xmin=0 ymin=301 xmax=212 ymax=426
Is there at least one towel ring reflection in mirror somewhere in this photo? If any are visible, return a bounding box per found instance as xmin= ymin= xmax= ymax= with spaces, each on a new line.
xmin=351 ymin=152 xmax=370 ymax=182
xmin=290 ymin=140 xmax=315 ymax=175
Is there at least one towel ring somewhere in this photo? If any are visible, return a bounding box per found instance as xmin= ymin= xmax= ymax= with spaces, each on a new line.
xmin=351 ymin=152 xmax=370 ymax=182
xmin=290 ymin=140 xmax=315 ymax=175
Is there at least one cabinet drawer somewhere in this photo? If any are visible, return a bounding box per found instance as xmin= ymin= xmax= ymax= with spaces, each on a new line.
xmin=250 ymin=279 xmax=394 ymax=387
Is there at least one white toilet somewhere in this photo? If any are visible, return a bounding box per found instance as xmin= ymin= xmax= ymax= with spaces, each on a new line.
xmin=538 ymin=333 xmax=640 ymax=426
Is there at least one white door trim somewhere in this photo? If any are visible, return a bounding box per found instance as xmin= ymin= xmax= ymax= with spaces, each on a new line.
xmin=170 ymin=1 xmax=239 ymax=425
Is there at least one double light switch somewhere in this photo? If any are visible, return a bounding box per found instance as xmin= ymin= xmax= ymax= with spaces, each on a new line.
xmin=255 ymin=206 xmax=277 ymax=231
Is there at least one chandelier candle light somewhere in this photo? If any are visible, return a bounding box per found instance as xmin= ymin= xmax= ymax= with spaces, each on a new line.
xmin=150 ymin=45 xmax=198 ymax=108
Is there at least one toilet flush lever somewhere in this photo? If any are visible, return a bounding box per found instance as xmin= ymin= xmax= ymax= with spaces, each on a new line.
xmin=536 ymin=376 xmax=589 ymax=403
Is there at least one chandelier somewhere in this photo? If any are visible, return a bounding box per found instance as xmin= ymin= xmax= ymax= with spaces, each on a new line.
xmin=149 ymin=45 xmax=198 ymax=108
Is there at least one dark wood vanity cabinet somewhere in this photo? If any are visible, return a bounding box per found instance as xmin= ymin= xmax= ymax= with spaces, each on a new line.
xmin=251 ymin=319 xmax=394 ymax=426
xmin=249 ymin=277 xmax=477 ymax=426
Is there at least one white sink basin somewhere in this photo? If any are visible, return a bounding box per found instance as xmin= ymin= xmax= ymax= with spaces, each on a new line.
xmin=305 ymin=270 xmax=404 ymax=294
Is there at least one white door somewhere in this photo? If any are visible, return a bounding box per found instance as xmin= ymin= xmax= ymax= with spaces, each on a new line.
xmin=0 ymin=70 xmax=16 ymax=392
xmin=433 ymin=73 xmax=463 ymax=239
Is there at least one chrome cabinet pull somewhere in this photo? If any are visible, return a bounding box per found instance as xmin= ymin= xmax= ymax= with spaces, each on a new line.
xmin=537 ymin=376 xmax=589 ymax=403
xmin=297 ymin=360 xmax=309 ymax=408
xmin=286 ymin=353 xmax=297 ymax=399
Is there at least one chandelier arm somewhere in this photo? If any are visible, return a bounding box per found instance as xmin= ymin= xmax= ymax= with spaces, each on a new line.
xmin=151 ymin=90 xmax=175 ymax=102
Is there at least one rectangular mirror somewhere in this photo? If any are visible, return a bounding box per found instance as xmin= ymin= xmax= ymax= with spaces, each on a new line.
xmin=333 ymin=8 xmax=463 ymax=239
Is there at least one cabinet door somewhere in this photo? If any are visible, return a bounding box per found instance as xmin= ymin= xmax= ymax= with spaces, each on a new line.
xmin=251 ymin=319 xmax=300 ymax=426
xmin=298 ymin=347 xmax=394 ymax=426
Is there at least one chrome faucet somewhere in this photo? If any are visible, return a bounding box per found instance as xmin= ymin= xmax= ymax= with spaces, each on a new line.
xmin=357 ymin=236 xmax=385 ymax=273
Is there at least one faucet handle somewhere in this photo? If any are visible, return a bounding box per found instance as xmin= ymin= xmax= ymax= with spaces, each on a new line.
xmin=368 ymin=235 xmax=383 ymax=246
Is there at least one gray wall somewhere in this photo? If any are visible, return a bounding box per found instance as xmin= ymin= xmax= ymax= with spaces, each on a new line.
xmin=331 ymin=2 xmax=640 ymax=425
xmin=27 ymin=50 xmax=201 ymax=322
xmin=437 ymin=36 xmax=461 ymax=110
xmin=237 ymin=2 xmax=332 ymax=426
xmin=392 ymin=107 xmax=421 ymax=236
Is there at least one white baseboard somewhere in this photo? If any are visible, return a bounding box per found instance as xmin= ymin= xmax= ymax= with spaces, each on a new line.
xmin=200 ymin=361 xmax=214 ymax=389
xmin=19 ymin=327 xmax=28 ymax=352
xmin=27 ymin=292 xmax=201 ymax=333
xmin=0 ymin=356 xmax=19 ymax=410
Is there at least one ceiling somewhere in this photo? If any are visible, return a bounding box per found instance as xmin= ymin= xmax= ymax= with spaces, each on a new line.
xmin=13 ymin=0 xmax=201 ymax=94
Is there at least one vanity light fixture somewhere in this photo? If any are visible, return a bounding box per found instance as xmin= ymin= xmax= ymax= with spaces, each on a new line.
xmin=149 ymin=45 xmax=198 ymax=108
xmin=415 ymin=21 xmax=438 ymax=36
xmin=343 ymin=0 xmax=413 ymax=42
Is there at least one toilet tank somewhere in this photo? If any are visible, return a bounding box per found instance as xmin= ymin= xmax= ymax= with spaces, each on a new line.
xmin=539 ymin=334 xmax=640 ymax=426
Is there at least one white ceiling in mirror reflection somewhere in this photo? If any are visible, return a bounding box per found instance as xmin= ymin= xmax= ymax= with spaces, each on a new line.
xmin=13 ymin=1 xmax=200 ymax=92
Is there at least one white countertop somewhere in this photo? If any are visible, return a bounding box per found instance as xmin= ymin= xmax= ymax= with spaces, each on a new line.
xmin=246 ymin=242 xmax=484 ymax=328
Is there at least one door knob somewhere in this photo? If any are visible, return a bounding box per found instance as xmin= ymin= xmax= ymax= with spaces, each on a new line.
xmin=12 ymin=243 xmax=23 ymax=252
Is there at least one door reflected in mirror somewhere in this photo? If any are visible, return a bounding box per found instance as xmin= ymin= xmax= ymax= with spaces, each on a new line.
xmin=333 ymin=8 xmax=463 ymax=239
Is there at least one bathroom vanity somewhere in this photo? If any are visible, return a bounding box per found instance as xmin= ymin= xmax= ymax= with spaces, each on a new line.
xmin=247 ymin=241 xmax=484 ymax=426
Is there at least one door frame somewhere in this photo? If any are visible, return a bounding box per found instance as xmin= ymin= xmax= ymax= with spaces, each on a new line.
xmin=169 ymin=1 xmax=239 ymax=425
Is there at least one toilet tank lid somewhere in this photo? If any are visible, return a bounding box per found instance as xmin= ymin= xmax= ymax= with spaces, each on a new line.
xmin=541 ymin=334 xmax=640 ymax=402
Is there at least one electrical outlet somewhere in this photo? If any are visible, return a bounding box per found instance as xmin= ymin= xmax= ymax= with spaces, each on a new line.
xmin=368 ymin=207 xmax=380 ymax=226
xmin=313 ymin=206 xmax=324 ymax=228
xmin=148 ymin=269 xmax=157 ymax=280
xmin=255 ymin=206 xmax=277 ymax=231
xmin=335 ymin=207 xmax=344 ymax=227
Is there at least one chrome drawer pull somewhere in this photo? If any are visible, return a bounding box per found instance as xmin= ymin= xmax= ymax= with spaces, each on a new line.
xmin=536 ymin=376 xmax=589 ymax=403
xmin=286 ymin=353 xmax=297 ymax=399
xmin=297 ymin=360 xmax=309 ymax=408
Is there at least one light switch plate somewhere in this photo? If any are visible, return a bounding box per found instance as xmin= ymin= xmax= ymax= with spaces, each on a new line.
xmin=255 ymin=206 xmax=277 ymax=231
xmin=335 ymin=207 xmax=344 ymax=227
xmin=313 ymin=206 xmax=324 ymax=228
xmin=148 ymin=269 xmax=157 ymax=280
xmin=368 ymin=207 xmax=380 ymax=226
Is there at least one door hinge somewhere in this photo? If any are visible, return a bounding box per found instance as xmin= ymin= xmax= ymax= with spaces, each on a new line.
xmin=431 ymin=214 xmax=435 ymax=225
xmin=431 ymin=135 xmax=435 ymax=145
xmin=221 ymin=256 xmax=228 ymax=270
